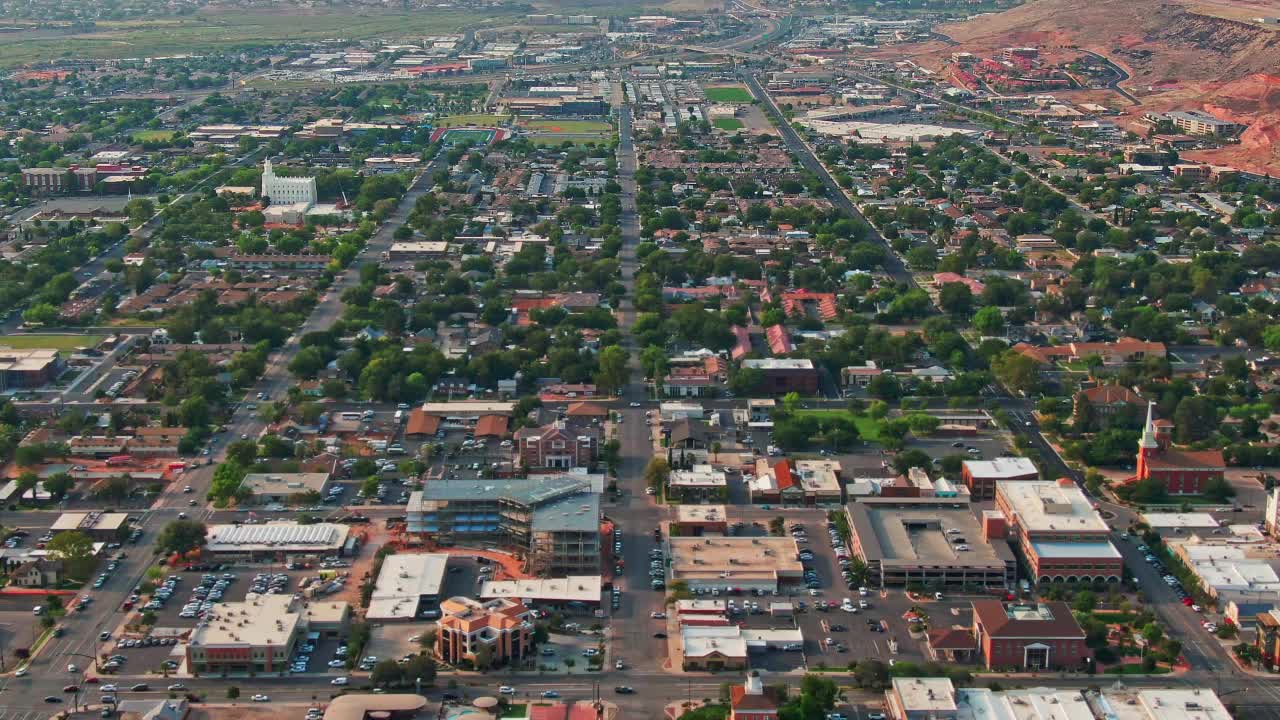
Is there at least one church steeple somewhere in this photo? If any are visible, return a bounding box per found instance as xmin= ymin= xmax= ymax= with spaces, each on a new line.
xmin=1139 ymin=401 xmax=1158 ymax=450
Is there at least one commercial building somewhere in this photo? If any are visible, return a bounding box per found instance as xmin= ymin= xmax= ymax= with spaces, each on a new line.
xmin=748 ymin=459 xmax=842 ymax=506
xmin=1168 ymin=538 xmax=1280 ymax=604
xmin=845 ymin=498 xmax=1015 ymax=588
xmin=366 ymin=553 xmax=450 ymax=622
xmin=479 ymin=576 xmax=602 ymax=611
xmin=51 ymin=511 xmax=130 ymax=542
xmin=960 ymin=457 xmax=1039 ymax=500
xmin=678 ymin=626 xmax=804 ymax=670
xmin=186 ymin=595 xmax=302 ymax=676
xmin=972 ymin=600 xmax=1089 ymax=670
xmin=668 ymin=465 xmax=729 ymax=503
xmin=1133 ymin=403 xmax=1224 ymax=495
xmin=387 ymin=241 xmax=451 ymax=261
xmin=435 ymin=596 xmax=533 ymax=667
xmin=667 ymin=536 xmax=804 ymax=593
xmin=995 ymin=479 xmax=1122 ymax=584
xmin=405 ymin=475 xmax=603 ymax=575
xmin=203 ymin=522 xmax=352 ymax=561
xmin=886 ymin=677 xmax=958 ymax=720
xmin=739 ymin=359 xmax=820 ymax=394
xmin=242 ymin=473 xmax=329 ymax=505
xmin=0 ymin=348 xmax=64 ymax=390
xmin=950 ymin=686 xmax=1230 ymax=720
xmin=672 ymin=505 xmax=729 ymax=536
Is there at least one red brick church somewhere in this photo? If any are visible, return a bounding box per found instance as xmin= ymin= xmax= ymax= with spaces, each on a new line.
xmin=1132 ymin=402 xmax=1225 ymax=495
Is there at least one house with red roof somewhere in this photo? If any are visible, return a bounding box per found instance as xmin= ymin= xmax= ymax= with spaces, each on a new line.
xmin=529 ymin=703 xmax=600 ymax=720
xmin=780 ymin=290 xmax=839 ymax=321
xmin=972 ymin=600 xmax=1089 ymax=670
xmin=765 ymin=324 xmax=793 ymax=355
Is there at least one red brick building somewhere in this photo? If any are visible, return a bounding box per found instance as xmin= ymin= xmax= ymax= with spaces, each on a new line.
xmin=514 ymin=420 xmax=599 ymax=470
xmin=995 ymin=479 xmax=1123 ymax=584
xmin=1133 ymin=403 xmax=1225 ymax=495
xmin=730 ymin=674 xmax=779 ymax=720
xmin=972 ymin=600 xmax=1090 ymax=670
xmin=739 ymin=359 xmax=820 ymax=395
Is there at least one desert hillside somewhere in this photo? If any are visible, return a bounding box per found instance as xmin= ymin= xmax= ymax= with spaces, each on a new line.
xmin=936 ymin=0 xmax=1280 ymax=171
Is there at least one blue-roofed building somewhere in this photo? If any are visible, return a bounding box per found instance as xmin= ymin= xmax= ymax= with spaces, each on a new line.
xmin=407 ymin=473 xmax=603 ymax=575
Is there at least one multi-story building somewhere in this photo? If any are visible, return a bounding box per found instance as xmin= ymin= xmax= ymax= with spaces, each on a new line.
xmin=995 ymin=479 xmax=1122 ymax=584
xmin=886 ymin=677 xmax=958 ymax=720
xmin=435 ymin=596 xmax=532 ymax=667
xmin=406 ymin=475 xmax=603 ymax=575
xmin=668 ymin=465 xmax=729 ymax=503
xmin=260 ymin=159 xmax=318 ymax=206
xmin=514 ymin=420 xmax=599 ymax=470
xmin=972 ymin=600 xmax=1089 ymax=670
xmin=0 ymin=348 xmax=64 ymax=390
xmin=1164 ymin=110 xmax=1241 ymax=137
xmin=961 ymin=457 xmax=1038 ymax=500
xmin=739 ymin=359 xmax=820 ymax=394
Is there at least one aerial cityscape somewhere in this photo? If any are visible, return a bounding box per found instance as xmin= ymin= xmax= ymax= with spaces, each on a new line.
xmin=0 ymin=0 xmax=1279 ymax=719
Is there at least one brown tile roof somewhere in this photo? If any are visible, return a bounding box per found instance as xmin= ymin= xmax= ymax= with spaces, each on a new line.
xmin=405 ymin=410 xmax=441 ymax=436
xmin=1146 ymin=448 xmax=1225 ymax=470
xmin=474 ymin=415 xmax=509 ymax=438
xmin=1079 ymin=384 xmax=1145 ymax=405
xmin=927 ymin=627 xmax=976 ymax=650
xmin=972 ymin=600 xmax=1085 ymax=639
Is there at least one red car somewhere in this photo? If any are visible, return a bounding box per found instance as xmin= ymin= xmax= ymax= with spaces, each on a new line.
xmin=1182 ymin=597 xmax=1194 ymax=606
xmin=84 ymin=677 xmax=99 ymax=684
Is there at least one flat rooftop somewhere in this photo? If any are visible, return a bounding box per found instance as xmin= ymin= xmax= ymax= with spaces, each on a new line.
xmin=1141 ymin=512 xmax=1220 ymax=529
xmin=998 ymin=480 xmax=1108 ymax=534
xmin=893 ymin=677 xmax=957 ymax=713
xmin=51 ymin=512 xmax=129 ymax=532
xmin=667 ymin=536 xmax=803 ymax=584
xmin=242 ymin=472 xmax=329 ymax=497
xmin=367 ymin=553 xmax=450 ymax=621
xmin=480 ymin=576 xmax=602 ymax=604
xmin=675 ymin=504 xmax=728 ymax=524
xmin=964 ymin=457 xmax=1038 ymax=479
xmin=1031 ymin=540 xmax=1121 ymax=559
xmin=846 ymin=502 xmax=1014 ymax=569
xmin=189 ymin=594 xmax=300 ymax=648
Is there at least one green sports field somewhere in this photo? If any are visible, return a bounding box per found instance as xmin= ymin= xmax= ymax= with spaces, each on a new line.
xmin=1 ymin=334 xmax=106 ymax=352
xmin=713 ymin=118 xmax=745 ymax=131
xmin=704 ymin=86 xmax=753 ymax=103
xmin=522 ymin=119 xmax=612 ymax=134
xmin=435 ymin=114 xmax=510 ymax=128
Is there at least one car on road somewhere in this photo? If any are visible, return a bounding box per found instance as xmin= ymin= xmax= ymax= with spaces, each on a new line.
xmin=629 ymin=402 xmax=641 ymax=407
xmin=101 ymin=685 xmax=118 ymax=693
xmin=541 ymin=691 xmax=560 ymax=699
xmin=498 ymin=686 xmax=516 ymax=695
xmin=44 ymin=696 xmax=63 ymax=704
xmin=615 ymin=687 xmax=635 ymax=694
xmin=168 ymin=684 xmax=186 ymax=691
xmin=331 ymin=678 xmax=349 ymax=686
xmin=252 ymin=694 xmax=270 ymax=702
xmin=131 ymin=684 xmax=150 ymax=691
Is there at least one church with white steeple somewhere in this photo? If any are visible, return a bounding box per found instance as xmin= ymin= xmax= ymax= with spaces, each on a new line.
xmin=260 ymin=159 xmax=318 ymax=207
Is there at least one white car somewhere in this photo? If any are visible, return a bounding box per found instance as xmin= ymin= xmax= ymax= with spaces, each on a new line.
xmin=650 ymin=611 xmax=666 ymax=619
xmin=629 ymin=402 xmax=641 ymax=407
xmin=101 ymin=685 xmax=118 ymax=693
xmin=498 ymin=686 xmax=516 ymax=695
xmin=331 ymin=678 xmax=349 ymax=686
xmin=14 ymin=667 xmax=27 ymax=677
xmin=67 ymin=664 xmax=79 ymax=673
xmin=252 ymin=694 xmax=270 ymax=702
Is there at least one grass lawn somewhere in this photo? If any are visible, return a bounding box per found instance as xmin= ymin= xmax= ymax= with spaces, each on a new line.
xmin=1 ymin=334 xmax=105 ymax=352
xmin=133 ymin=130 xmax=177 ymax=142
xmin=500 ymin=704 xmax=527 ymax=718
xmin=528 ymin=135 xmax=605 ymax=147
xmin=713 ymin=118 xmax=745 ymax=131
xmin=1105 ymin=663 xmax=1171 ymax=675
xmin=704 ymin=85 xmax=753 ymax=103
xmin=793 ymin=408 xmax=885 ymax=443
xmin=434 ymin=113 xmax=510 ymax=127
xmin=522 ymin=119 xmax=612 ymax=134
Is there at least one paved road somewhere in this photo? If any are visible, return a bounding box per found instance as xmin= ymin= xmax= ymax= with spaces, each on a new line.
xmin=0 ymin=150 xmax=451 ymax=712
xmin=740 ymin=72 xmax=913 ymax=287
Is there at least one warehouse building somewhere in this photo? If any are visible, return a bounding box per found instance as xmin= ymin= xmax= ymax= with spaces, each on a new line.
xmin=366 ymin=553 xmax=450 ymax=622
xmin=203 ymin=522 xmax=353 ymax=561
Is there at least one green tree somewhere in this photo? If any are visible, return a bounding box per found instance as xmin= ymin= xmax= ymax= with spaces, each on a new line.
xmin=46 ymin=530 xmax=96 ymax=580
xmin=973 ymin=306 xmax=1005 ymax=335
xmin=157 ymin=520 xmax=208 ymax=555
xmin=594 ymin=346 xmax=630 ymax=395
